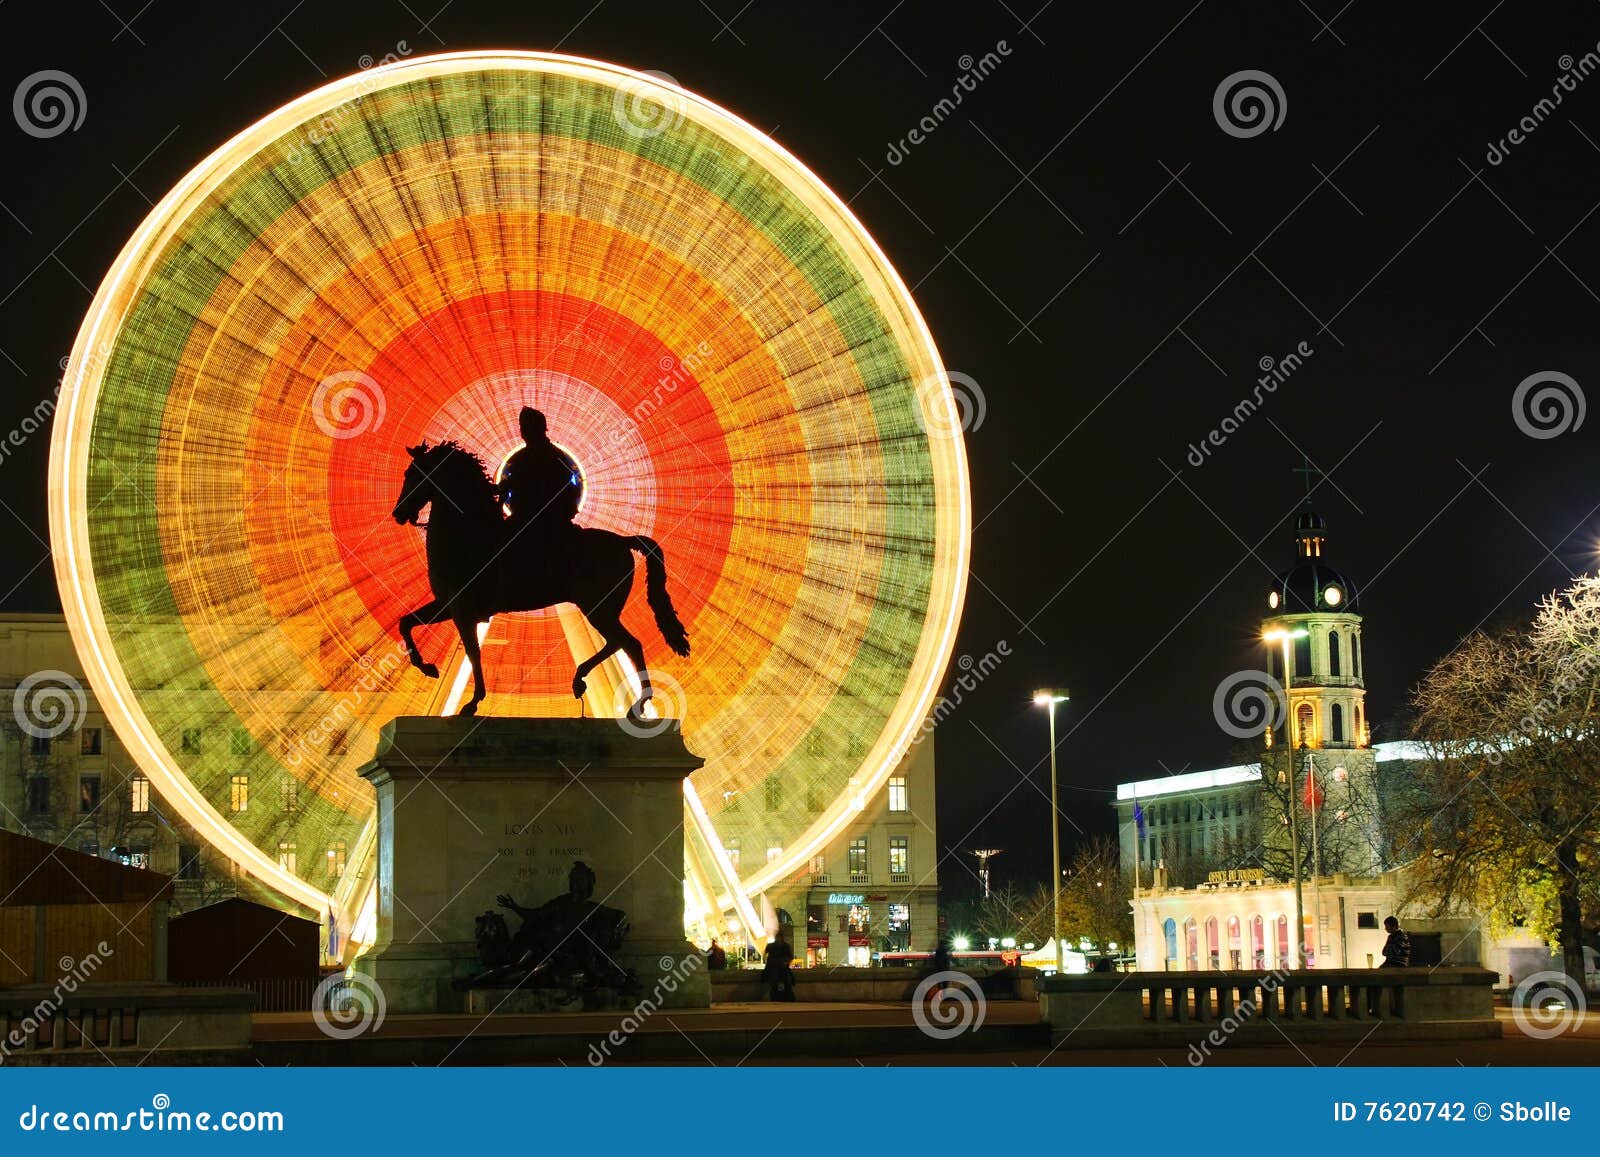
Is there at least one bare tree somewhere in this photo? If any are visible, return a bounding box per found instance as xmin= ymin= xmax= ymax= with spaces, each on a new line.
xmin=1406 ymin=578 xmax=1600 ymax=985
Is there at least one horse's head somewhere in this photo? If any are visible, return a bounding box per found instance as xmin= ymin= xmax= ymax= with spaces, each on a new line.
xmin=392 ymin=444 xmax=434 ymax=525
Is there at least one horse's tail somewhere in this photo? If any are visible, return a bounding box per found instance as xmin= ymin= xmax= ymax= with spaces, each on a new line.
xmin=629 ymin=536 xmax=691 ymax=657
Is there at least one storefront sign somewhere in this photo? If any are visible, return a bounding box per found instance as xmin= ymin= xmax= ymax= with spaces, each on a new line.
xmin=1206 ymin=868 xmax=1265 ymax=883
xmin=826 ymin=892 xmax=865 ymax=904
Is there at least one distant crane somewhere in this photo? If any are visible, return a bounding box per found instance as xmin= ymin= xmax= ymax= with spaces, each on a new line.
xmin=969 ymin=848 xmax=1004 ymax=901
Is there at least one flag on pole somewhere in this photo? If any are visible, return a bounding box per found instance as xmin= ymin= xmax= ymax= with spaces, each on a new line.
xmin=1133 ymin=801 xmax=1146 ymax=836
xmin=1302 ymin=763 xmax=1323 ymax=810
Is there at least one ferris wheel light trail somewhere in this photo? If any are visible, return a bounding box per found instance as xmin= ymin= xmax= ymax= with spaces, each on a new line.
xmin=49 ymin=51 xmax=969 ymax=925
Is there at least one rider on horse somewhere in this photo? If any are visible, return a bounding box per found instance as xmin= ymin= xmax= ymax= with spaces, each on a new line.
xmin=499 ymin=407 xmax=581 ymax=548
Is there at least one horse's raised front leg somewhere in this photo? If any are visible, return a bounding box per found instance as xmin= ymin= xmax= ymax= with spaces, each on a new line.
xmin=399 ymin=599 xmax=448 ymax=678
xmin=455 ymin=614 xmax=487 ymax=717
xmin=570 ymin=615 xmax=624 ymax=701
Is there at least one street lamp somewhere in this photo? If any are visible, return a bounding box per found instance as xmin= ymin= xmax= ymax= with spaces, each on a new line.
xmin=1033 ymin=687 xmax=1070 ymax=974
xmin=1262 ymin=628 xmax=1309 ymax=968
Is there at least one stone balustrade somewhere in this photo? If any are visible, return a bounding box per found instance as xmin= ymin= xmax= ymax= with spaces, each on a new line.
xmin=0 ymin=982 xmax=254 ymax=1065
xmin=1039 ymin=967 xmax=1499 ymax=1047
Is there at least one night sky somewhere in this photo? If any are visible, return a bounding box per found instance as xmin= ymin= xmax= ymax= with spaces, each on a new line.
xmin=3 ymin=1 xmax=1599 ymax=899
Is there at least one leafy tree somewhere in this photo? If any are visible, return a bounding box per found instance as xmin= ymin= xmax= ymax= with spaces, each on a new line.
xmin=1405 ymin=577 xmax=1600 ymax=985
xmin=1056 ymin=834 xmax=1133 ymax=950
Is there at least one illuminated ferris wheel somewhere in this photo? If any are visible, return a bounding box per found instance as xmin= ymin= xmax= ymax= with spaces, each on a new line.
xmin=49 ymin=53 xmax=969 ymax=943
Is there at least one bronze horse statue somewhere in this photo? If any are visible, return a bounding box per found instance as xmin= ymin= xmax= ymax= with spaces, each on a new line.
xmin=390 ymin=441 xmax=690 ymax=717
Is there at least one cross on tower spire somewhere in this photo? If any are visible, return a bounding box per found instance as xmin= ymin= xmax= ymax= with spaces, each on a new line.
xmin=1292 ymin=455 xmax=1323 ymax=504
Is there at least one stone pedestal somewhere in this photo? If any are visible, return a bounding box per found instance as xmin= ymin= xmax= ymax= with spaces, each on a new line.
xmin=354 ymin=716 xmax=709 ymax=1013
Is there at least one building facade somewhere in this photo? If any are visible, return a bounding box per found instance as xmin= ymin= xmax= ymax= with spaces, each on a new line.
xmin=1114 ymin=504 xmax=1389 ymax=885
xmin=0 ymin=614 xmax=249 ymax=912
xmin=710 ymin=735 xmax=940 ymax=967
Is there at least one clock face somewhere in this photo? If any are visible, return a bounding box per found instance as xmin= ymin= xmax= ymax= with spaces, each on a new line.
xmin=1323 ymin=585 xmax=1342 ymax=607
xmin=1268 ymin=590 xmax=1280 ymax=609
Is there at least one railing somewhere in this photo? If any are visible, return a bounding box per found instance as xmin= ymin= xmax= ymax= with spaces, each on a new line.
xmin=890 ymin=873 xmax=911 ymax=884
xmin=849 ymin=873 xmax=870 ymax=884
xmin=176 ymin=975 xmax=332 ymax=1012
xmin=0 ymin=983 xmax=254 ymax=1063
xmin=1038 ymin=968 xmax=1498 ymax=1044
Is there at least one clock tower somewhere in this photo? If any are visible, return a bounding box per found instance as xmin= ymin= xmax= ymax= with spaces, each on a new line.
xmin=1260 ymin=502 xmax=1384 ymax=879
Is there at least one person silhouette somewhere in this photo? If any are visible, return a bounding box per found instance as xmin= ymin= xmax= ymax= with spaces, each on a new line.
xmin=499 ymin=407 xmax=581 ymax=538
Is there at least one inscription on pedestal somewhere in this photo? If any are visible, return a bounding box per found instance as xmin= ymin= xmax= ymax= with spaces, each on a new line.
xmin=500 ymin=821 xmax=587 ymax=884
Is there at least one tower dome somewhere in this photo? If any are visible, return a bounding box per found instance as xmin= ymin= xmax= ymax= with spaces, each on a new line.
xmin=1267 ymin=508 xmax=1358 ymax=613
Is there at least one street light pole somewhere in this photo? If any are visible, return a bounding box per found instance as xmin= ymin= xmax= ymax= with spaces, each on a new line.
xmin=1034 ymin=688 xmax=1070 ymax=974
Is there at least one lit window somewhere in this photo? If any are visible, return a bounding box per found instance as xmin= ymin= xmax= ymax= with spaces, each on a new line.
xmin=808 ymin=853 xmax=826 ymax=876
xmin=78 ymin=776 xmax=101 ymax=813
xmin=888 ymin=776 xmax=907 ymax=812
xmin=229 ymin=774 xmax=249 ymax=813
xmin=80 ymin=727 xmax=102 ymax=756
xmin=848 ymin=837 xmax=868 ymax=878
xmin=280 ymin=775 xmax=299 ymax=812
xmin=130 ymin=774 xmax=150 ymax=813
xmin=1296 ymin=703 xmax=1316 ymax=747
xmin=327 ymin=841 xmax=347 ymax=878
xmin=279 ymin=841 xmax=297 ymax=875
xmin=889 ymin=837 xmax=909 ymax=878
